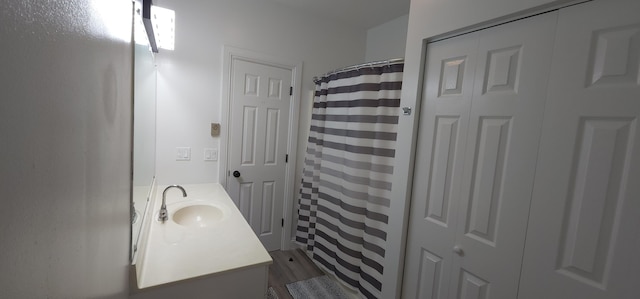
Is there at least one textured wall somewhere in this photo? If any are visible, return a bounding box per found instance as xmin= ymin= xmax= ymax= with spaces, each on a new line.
xmin=0 ymin=1 xmax=133 ymax=298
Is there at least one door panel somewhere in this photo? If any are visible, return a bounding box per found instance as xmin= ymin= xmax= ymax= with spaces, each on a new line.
xmin=464 ymin=116 xmax=511 ymax=247
xmin=403 ymin=32 xmax=479 ymax=299
xmin=558 ymin=118 xmax=632 ymax=283
xmin=241 ymin=106 xmax=257 ymax=165
xmin=239 ymin=182 xmax=253 ymax=219
xmin=425 ymin=116 xmax=462 ymax=227
xmin=457 ymin=270 xmax=489 ymax=299
xmin=228 ymin=58 xmax=292 ymax=251
xmin=450 ymin=12 xmax=557 ymax=299
xmin=519 ymin=1 xmax=640 ymax=298
xmin=416 ymin=249 xmax=445 ymax=299
xmin=264 ymin=109 xmax=280 ymax=164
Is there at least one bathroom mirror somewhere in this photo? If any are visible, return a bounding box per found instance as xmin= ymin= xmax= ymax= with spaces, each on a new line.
xmin=131 ymin=1 xmax=157 ymax=262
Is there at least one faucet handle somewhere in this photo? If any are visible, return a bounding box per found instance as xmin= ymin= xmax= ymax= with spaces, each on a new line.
xmin=158 ymin=208 xmax=169 ymax=222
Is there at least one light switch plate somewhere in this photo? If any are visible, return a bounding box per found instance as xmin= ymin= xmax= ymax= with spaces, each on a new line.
xmin=211 ymin=123 xmax=220 ymax=136
xmin=204 ymin=148 xmax=218 ymax=161
xmin=176 ymin=147 xmax=191 ymax=161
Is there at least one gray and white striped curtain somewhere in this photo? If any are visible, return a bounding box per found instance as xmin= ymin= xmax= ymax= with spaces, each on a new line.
xmin=296 ymin=63 xmax=403 ymax=299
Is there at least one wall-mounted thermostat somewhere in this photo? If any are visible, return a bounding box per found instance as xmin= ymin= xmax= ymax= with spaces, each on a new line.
xmin=211 ymin=123 xmax=220 ymax=136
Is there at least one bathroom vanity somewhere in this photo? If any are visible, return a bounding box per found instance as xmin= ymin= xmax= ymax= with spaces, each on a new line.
xmin=129 ymin=3 xmax=271 ymax=297
xmin=130 ymin=183 xmax=272 ymax=299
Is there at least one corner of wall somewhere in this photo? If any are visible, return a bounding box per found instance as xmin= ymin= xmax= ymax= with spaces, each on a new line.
xmin=365 ymin=14 xmax=410 ymax=62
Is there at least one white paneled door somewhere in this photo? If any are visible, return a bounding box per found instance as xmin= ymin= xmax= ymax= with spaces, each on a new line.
xmin=403 ymin=11 xmax=557 ymax=299
xmin=227 ymin=58 xmax=292 ymax=251
xmin=449 ymin=12 xmax=557 ymax=299
xmin=402 ymin=31 xmax=479 ymax=299
xmin=519 ymin=0 xmax=640 ymax=298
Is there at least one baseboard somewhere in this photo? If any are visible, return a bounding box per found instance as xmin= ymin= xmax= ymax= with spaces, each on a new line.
xmin=288 ymin=239 xmax=303 ymax=251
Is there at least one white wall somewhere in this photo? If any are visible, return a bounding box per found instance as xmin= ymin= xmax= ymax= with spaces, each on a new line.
xmin=365 ymin=14 xmax=409 ymax=62
xmin=153 ymin=0 xmax=367 ymax=186
xmin=0 ymin=1 xmax=132 ymax=298
xmin=384 ymin=0 xmax=578 ymax=298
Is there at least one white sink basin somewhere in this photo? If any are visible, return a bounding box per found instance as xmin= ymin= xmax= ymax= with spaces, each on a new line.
xmin=172 ymin=204 xmax=224 ymax=228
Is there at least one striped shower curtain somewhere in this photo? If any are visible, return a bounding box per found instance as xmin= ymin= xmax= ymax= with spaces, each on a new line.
xmin=296 ymin=62 xmax=403 ymax=299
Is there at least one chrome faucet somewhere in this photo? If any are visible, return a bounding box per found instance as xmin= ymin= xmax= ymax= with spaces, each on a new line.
xmin=158 ymin=185 xmax=187 ymax=222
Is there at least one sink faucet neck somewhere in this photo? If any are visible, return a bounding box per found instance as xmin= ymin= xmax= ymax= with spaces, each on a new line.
xmin=158 ymin=185 xmax=188 ymax=223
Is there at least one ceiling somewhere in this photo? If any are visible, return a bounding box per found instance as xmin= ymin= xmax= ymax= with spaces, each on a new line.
xmin=270 ymin=0 xmax=411 ymax=29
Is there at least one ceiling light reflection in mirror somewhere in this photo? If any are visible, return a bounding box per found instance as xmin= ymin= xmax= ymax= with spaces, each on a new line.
xmin=151 ymin=5 xmax=175 ymax=51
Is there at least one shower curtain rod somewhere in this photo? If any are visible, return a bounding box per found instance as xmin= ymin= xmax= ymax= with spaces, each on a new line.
xmin=313 ymin=57 xmax=404 ymax=83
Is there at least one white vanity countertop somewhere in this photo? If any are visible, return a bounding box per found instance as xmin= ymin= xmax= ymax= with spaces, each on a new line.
xmin=135 ymin=183 xmax=272 ymax=289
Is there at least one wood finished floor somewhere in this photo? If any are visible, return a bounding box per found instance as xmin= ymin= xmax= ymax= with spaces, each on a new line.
xmin=268 ymin=249 xmax=324 ymax=299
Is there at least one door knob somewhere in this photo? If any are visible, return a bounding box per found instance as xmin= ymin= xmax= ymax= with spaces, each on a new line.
xmin=233 ymin=170 xmax=241 ymax=178
xmin=453 ymin=245 xmax=464 ymax=256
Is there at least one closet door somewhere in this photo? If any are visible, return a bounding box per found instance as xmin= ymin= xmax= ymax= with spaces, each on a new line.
xmin=402 ymin=32 xmax=479 ymax=299
xmin=402 ymin=11 xmax=557 ymax=299
xmin=448 ymin=12 xmax=557 ymax=299
xmin=519 ymin=0 xmax=640 ymax=298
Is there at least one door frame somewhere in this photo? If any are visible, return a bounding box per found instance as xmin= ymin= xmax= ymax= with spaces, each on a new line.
xmin=220 ymin=46 xmax=303 ymax=250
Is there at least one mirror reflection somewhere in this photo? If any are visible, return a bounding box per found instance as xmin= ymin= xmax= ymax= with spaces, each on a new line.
xmin=131 ymin=3 xmax=157 ymax=262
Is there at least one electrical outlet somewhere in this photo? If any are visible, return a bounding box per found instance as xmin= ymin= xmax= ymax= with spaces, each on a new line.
xmin=204 ymin=148 xmax=218 ymax=161
xmin=176 ymin=147 xmax=191 ymax=161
